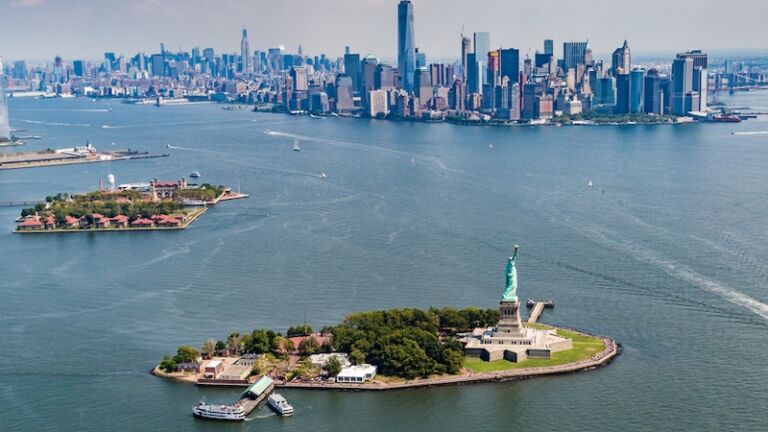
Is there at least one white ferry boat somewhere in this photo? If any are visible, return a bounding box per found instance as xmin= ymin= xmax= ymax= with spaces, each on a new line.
xmin=267 ymin=393 xmax=294 ymax=417
xmin=192 ymin=401 xmax=246 ymax=421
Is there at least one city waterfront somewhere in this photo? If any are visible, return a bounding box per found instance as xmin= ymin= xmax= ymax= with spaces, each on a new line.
xmin=1 ymin=93 xmax=767 ymax=431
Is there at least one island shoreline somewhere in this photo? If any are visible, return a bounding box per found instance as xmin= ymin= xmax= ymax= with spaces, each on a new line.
xmin=151 ymin=326 xmax=620 ymax=392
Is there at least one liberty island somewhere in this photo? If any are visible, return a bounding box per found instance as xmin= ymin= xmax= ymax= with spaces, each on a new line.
xmin=153 ymin=247 xmax=618 ymax=414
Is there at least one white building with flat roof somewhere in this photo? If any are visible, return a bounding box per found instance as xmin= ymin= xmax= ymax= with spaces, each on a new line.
xmin=336 ymin=364 xmax=377 ymax=384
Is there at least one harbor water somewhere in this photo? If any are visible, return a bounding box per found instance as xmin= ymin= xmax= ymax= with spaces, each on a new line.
xmin=0 ymin=94 xmax=767 ymax=431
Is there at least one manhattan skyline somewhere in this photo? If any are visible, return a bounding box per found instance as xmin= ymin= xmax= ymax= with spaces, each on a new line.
xmin=3 ymin=0 xmax=768 ymax=61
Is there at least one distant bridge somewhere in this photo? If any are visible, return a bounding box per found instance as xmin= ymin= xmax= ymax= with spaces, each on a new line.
xmin=0 ymin=200 xmax=44 ymax=207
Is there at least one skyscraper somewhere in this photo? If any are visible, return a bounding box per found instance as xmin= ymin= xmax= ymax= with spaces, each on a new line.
xmin=240 ymin=28 xmax=251 ymax=74
xmin=615 ymin=73 xmax=630 ymax=114
xmin=374 ymin=64 xmax=395 ymax=90
xmin=644 ymin=69 xmax=666 ymax=115
xmin=629 ymin=68 xmax=645 ymax=113
xmin=360 ymin=56 xmax=380 ymax=100
xmin=611 ymin=40 xmax=631 ymax=75
xmin=563 ymin=41 xmax=588 ymax=72
xmin=344 ymin=52 xmax=361 ymax=94
xmin=414 ymin=67 xmax=432 ymax=104
xmin=290 ymin=66 xmax=308 ymax=91
xmin=0 ymin=60 xmax=10 ymax=141
xmin=397 ymin=0 xmax=416 ymax=93
xmin=544 ymin=39 xmax=554 ymax=55
xmin=415 ymin=49 xmax=427 ymax=69
xmin=335 ymin=75 xmax=355 ymax=111
xmin=499 ymin=48 xmax=520 ymax=85
xmin=671 ymin=56 xmax=695 ymax=115
xmin=461 ymin=36 xmax=472 ymax=81
xmin=466 ymin=53 xmax=483 ymax=94
xmin=151 ymin=54 xmax=165 ymax=77
xmin=73 ymin=60 xmax=85 ymax=77
xmin=677 ymin=50 xmax=708 ymax=112
xmin=474 ymin=32 xmax=491 ymax=59
xmin=473 ymin=32 xmax=490 ymax=95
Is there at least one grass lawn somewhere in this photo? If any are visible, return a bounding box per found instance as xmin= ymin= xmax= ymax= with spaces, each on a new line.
xmin=463 ymin=329 xmax=605 ymax=373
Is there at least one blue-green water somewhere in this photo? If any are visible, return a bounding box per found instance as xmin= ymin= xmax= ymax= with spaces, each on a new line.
xmin=1 ymin=94 xmax=767 ymax=431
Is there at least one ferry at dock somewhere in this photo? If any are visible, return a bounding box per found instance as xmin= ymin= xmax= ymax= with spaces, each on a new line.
xmin=192 ymin=401 xmax=246 ymax=421
xmin=267 ymin=393 xmax=294 ymax=417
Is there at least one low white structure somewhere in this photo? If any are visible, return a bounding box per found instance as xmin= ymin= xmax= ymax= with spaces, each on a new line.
xmin=336 ymin=364 xmax=377 ymax=384
xmin=309 ymin=353 xmax=351 ymax=369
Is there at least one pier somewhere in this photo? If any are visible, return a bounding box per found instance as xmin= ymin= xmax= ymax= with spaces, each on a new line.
xmin=236 ymin=376 xmax=274 ymax=418
xmin=526 ymin=299 xmax=554 ymax=323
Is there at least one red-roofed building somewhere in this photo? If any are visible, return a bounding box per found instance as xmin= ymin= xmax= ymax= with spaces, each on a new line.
xmin=64 ymin=216 xmax=80 ymax=229
xmin=95 ymin=217 xmax=111 ymax=228
xmin=287 ymin=334 xmax=330 ymax=354
xmin=111 ymin=215 xmax=129 ymax=228
xmin=130 ymin=218 xmax=154 ymax=227
xmin=44 ymin=215 xmax=56 ymax=229
xmin=18 ymin=218 xmax=44 ymax=231
xmin=150 ymin=178 xmax=188 ymax=201
xmin=157 ymin=217 xmax=181 ymax=227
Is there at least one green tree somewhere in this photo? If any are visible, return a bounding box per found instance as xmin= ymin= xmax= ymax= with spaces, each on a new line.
xmin=287 ymin=324 xmax=313 ymax=337
xmin=226 ymin=333 xmax=242 ymax=355
xmin=215 ymin=340 xmax=227 ymax=354
xmin=250 ymin=364 xmax=262 ymax=377
xmin=159 ymin=355 xmax=177 ymax=372
xmin=324 ymin=355 xmax=343 ymax=377
xmin=201 ymin=339 xmax=217 ymax=359
xmin=380 ymin=339 xmax=435 ymax=379
xmin=283 ymin=338 xmax=296 ymax=353
xmin=350 ymin=348 xmax=366 ymax=365
xmin=173 ymin=345 xmax=200 ymax=364
xmin=298 ymin=336 xmax=321 ymax=357
xmin=244 ymin=330 xmax=271 ymax=354
xmin=441 ymin=348 xmax=465 ymax=374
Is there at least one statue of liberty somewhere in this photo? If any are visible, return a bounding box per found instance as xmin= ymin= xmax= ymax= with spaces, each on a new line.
xmin=501 ymin=245 xmax=520 ymax=302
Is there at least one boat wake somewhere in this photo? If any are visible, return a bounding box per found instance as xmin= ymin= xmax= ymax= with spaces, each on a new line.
xmin=264 ymin=129 xmax=470 ymax=175
xmin=19 ymin=119 xmax=91 ymax=127
xmin=732 ymin=131 xmax=768 ymax=136
xmin=564 ymin=218 xmax=768 ymax=322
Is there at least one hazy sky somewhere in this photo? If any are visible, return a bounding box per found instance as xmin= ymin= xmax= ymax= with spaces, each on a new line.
xmin=3 ymin=0 xmax=767 ymax=63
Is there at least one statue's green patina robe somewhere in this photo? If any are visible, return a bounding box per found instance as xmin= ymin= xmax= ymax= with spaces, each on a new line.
xmin=501 ymin=246 xmax=520 ymax=302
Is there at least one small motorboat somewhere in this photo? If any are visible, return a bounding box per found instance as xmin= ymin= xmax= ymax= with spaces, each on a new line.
xmin=587 ymin=180 xmax=593 ymax=188
xmin=190 ymin=171 xmax=201 ymax=178
xmin=319 ymin=172 xmax=327 ymax=179
xmin=293 ymin=141 xmax=302 ymax=152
